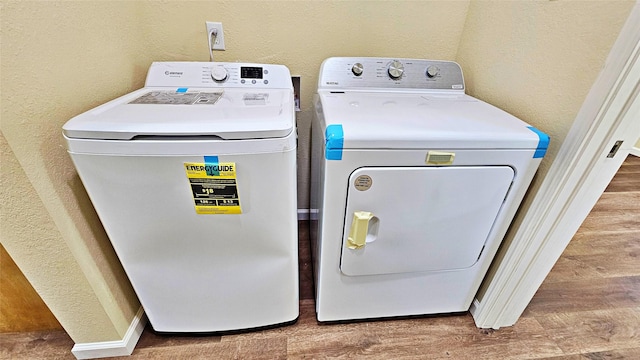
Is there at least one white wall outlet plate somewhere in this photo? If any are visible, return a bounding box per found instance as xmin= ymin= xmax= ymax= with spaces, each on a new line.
xmin=206 ymin=21 xmax=225 ymax=51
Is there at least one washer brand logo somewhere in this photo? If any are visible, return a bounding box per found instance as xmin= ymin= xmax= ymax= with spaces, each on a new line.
xmin=326 ymin=81 xmax=339 ymax=85
xmin=165 ymin=71 xmax=184 ymax=76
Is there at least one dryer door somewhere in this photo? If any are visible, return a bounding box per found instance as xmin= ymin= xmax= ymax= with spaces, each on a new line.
xmin=340 ymin=166 xmax=514 ymax=276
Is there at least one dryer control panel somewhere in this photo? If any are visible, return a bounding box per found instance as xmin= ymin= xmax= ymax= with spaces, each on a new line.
xmin=144 ymin=62 xmax=293 ymax=89
xmin=318 ymin=57 xmax=464 ymax=92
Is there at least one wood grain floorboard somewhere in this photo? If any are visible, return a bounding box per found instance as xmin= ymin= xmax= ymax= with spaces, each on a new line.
xmin=561 ymin=232 xmax=640 ymax=257
xmin=113 ymin=337 xmax=288 ymax=360
xmin=298 ymin=222 xmax=315 ymax=301
xmin=524 ymin=276 xmax=640 ymax=315
xmin=579 ymin=347 xmax=640 ymax=359
xmin=613 ymin=164 xmax=640 ymax=175
xmin=578 ymin=253 xmax=640 ymax=278
xmin=0 ymin=330 xmax=75 ymax=360
xmin=286 ymin=314 xmax=563 ymax=360
xmin=536 ymin=347 xmax=640 ymax=360
xmin=534 ymin=308 xmax=640 ymax=355
xmin=578 ymin=212 xmax=640 ymax=233
xmin=590 ymin=192 xmax=640 ymax=212
xmin=543 ymin=243 xmax=640 ymax=282
xmin=1 ymin=155 xmax=639 ymax=359
xmin=540 ymin=254 xmax=605 ymax=284
xmin=603 ymin=156 xmax=639 ymax=193
xmin=0 ymin=245 xmax=62 ymax=332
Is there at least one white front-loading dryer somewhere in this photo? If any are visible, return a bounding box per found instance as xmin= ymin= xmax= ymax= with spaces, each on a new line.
xmin=311 ymin=57 xmax=549 ymax=322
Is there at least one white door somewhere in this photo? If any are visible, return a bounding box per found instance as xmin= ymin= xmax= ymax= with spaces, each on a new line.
xmin=340 ymin=166 xmax=515 ymax=276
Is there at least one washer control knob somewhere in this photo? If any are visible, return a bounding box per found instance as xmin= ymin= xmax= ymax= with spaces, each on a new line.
xmin=351 ymin=63 xmax=364 ymax=76
xmin=426 ymin=65 xmax=440 ymax=79
xmin=211 ymin=65 xmax=228 ymax=82
xmin=388 ymin=60 xmax=404 ymax=80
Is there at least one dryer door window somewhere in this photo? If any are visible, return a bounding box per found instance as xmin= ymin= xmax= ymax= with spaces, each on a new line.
xmin=340 ymin=166 xmax=514 ymax=277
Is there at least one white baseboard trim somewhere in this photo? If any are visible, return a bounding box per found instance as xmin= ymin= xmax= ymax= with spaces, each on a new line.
xmin=72 ymin=307 xmax=146 ymax=359
xmin=469 ymin=299 xmax=480 ymax=317
xmin=297 ymin=208 xmax=318 ymax=220
xmin=630 ymin=146 xmax=640 ymax=157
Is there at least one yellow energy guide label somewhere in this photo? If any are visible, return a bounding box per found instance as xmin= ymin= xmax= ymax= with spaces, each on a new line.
xmin=184 ymin=159 xmax=241 ymax=215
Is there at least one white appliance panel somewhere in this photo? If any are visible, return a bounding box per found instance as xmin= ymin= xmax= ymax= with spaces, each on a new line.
xmin=340 ymin=166 xmax=514 ymax=276
xmin=69 ymin=146 xmax=298 ymax=332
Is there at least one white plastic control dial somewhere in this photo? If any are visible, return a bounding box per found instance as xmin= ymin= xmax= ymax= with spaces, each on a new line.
xmin=211 ymin=65 xmax=228 ymax=82
xmin=388 ymin=60 xmax=404 ymax=79
xmin=352 ymin=63 xmax=364 ymax=76
xmin=426 ymin=65 xmax=440 ymax=78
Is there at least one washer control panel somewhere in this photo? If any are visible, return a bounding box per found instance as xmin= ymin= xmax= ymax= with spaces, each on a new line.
xmin=145 ymin=62 xmax=292 ymax=89
xmin=318 ymin=57 xmax=464 ymax=91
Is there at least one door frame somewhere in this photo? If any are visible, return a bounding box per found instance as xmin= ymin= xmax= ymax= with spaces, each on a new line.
xmin=471 ymin=2 xmax=640 ymax=329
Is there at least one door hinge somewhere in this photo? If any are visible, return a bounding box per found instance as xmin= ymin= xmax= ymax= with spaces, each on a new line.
xmin=607 ymin=140 xmax=624 ymax=158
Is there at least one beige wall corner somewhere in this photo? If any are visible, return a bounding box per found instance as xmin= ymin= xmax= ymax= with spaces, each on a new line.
xmin=1 ymin=1 xmax=143 ymax=343
xmin=455 ymin=0 xmax=636 ymax=301
xmin=0 ymin=134 xmax=128 ymax=343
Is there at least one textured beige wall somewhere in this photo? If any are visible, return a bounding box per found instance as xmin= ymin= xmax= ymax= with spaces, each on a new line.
xmin=456 ymin=0 xmax=635 ymax=301
xmin=1 ymin=0 xmax=470 ymax=343
xmin=1 ymin=1 xmax=145 ymax=343
xmin=1 ymin=135 xmax=122 ymax=342
xmin=457 ymin=0 xmax=634 ymax=180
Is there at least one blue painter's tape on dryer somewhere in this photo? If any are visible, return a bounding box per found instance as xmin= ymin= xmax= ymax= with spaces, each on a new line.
xmin=325 ymin=124 xmax=344 ymax=160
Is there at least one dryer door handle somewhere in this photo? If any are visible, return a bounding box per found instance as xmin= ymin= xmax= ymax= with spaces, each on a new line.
xmin=347 ymin=211 xmax=374 ymax=249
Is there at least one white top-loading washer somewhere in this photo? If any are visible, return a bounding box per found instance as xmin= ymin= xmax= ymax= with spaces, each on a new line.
xmin=311 ymin=57 xmax=549 ymax=322
xmin=64 ymin=62 xmax=298 ymax=332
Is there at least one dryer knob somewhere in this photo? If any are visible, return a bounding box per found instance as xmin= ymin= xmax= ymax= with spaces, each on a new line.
xmin=211 ymin=65 xmax=228 ymax=82
xmin=352 ymin=63 xmax=364 ymax=76
xmin=426 ymin=65 xmax=440 ymax=78
xmin=388 ymin=60 xmax=404 ymax=80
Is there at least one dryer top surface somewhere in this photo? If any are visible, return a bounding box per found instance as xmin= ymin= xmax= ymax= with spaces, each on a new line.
xmin=317 ymin=91 xmax=542 ymax=150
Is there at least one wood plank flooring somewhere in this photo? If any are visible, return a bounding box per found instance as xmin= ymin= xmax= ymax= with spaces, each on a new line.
xmin=1 ymin=155 xmax=638 ymax=359
xmin=0 ymin=245 xmax=61 ymax=332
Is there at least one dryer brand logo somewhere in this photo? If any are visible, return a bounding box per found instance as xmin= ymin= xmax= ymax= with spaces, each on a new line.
xmin=165 ymin=71 xmax=184 ymax=76
xmin=325 ymin=81 xmax=339 ymax=85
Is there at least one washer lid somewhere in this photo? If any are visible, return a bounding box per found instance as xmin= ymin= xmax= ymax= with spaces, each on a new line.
xmin=63 ymin=88 xmax=294 ymax=140
xmin=318 ymin=91 xmax=544 ymax=150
